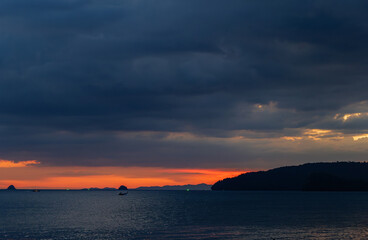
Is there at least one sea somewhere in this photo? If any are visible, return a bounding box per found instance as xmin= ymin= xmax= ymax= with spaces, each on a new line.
xmin=1 ymin=190 xmax=368 ymax=240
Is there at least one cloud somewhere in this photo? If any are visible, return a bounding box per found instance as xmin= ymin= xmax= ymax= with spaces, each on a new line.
xmin=353 ymin=134 xmax=368 ymax=141
xmin=1 ymin=1 xmax=368 ymax=169
xmin=0 ymin=160 xmax=40 ymax=168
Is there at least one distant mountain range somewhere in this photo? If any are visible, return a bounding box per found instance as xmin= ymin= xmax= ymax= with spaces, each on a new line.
xmin=212 ymin=162 xmax=368 ymax=191
xmin=81 ymin=187 xmax=117 ymax=191
xmin=78 ymin=184 xmax=211 ymax=191
xmin=2 ymin=184 xmax=211 ymax=191
xmin=135 ymin=183 xmax=211 ymax=191
xmin=81 ymin=185 xmax=127 ymax=191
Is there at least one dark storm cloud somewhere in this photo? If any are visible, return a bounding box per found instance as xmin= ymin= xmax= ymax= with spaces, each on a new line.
xmin=1 ymin=0 xmax=368 ymax=168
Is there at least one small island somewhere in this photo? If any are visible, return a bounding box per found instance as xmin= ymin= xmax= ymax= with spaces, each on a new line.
xmin=7 ymin=185 xmax=16 ymax=190
xmin=212 ymin=162 xmax=368 ymax=191
xmin=118 ymin=185 xmax=128 ymax=190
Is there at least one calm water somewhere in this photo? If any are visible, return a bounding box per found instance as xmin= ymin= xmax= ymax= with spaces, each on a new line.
xmin=1 ymin=190 xmax=368 ymax=239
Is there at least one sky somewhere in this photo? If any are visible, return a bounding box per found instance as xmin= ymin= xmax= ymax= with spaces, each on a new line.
xmin=1 ymin=0 xmax=368 ymax=189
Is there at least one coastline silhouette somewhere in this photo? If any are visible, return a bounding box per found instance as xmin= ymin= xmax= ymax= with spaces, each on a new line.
xmin=212 ymin=162 xmax=368 ymax=191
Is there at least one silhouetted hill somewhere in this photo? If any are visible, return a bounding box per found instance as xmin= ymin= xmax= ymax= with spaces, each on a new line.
xmin=212 ymin=162 xmax=368 ymax=191
xmin=135 ymin=183 xmax=211 ymax=191
xmin=7 ymin=185 xmax=16 ymax=190
xmin=118 ymin=185 xmax=128 ymax=190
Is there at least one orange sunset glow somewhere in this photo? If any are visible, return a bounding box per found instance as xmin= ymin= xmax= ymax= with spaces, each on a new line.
xmin=0 ymin=164 xmax=245 ymax=189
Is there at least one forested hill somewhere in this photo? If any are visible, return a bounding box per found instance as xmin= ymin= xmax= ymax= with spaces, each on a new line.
xmin=212 ymin=162 xmax=368 ymax=191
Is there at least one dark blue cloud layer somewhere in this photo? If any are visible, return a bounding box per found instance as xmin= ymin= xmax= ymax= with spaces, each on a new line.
xmin=1 ymin=0 xmax=368 ymax=167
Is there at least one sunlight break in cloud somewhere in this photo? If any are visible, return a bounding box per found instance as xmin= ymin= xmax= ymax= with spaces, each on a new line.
xmin=281 ymin=136 xmax=303 ymax=141
xmin=352 ymin=134 xmax=368 ymax=141
xmin=280 ymin=129 xmax=344 ymax=142
xmin=334 ymin=112 xmax=368 ymax=122
xmin=0 ymin=160 xmax=40 ymax=168
xmin=303 ymin=129 xmax=344 ymax=141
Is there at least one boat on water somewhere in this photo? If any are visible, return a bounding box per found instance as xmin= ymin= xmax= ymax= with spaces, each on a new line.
xmin=118 ymin=192 xmax=128 ymax=196
xmin=32 ymin=189 xmax=40 ymax=192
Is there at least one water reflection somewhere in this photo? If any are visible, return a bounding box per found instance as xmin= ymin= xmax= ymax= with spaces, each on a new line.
xmin=1 ymin=191 xmax=368 ymax=239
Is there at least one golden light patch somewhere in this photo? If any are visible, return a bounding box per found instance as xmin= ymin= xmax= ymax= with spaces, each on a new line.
xmin=304 ymin=129 xmax=332 ymax=140
xmin=281 ymin=136 xmax=303 ymax=141
xmin=0 ymin=160 xmax=40 ymax=168
xmin=343 ymin=113 xmax=362 ymax=121
xmin=334 ymin=112 xmax=368 ymax=122
xmin=303 ymin=129 xmax=344 ymax=141
xmin=255 ymin=104 xmax=263 ymax=109
xmin=352 ymin=134 xmax=368 ymax=141
xmin=254 ymin=101 xmax=277 ymax=112
xmin=281 ymin=129 xmax=344 ymax=141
